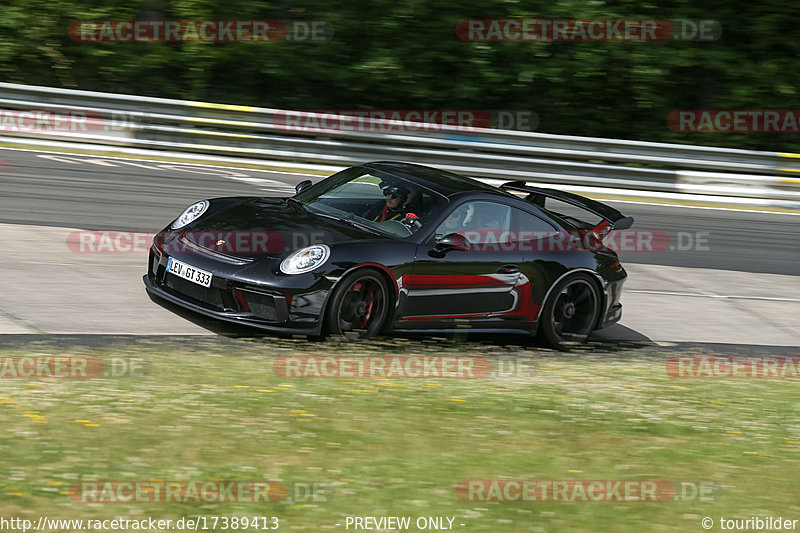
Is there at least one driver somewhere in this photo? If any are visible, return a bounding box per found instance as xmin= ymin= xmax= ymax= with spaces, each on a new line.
xmin=365 ymin=185 xmax=413 ymax=222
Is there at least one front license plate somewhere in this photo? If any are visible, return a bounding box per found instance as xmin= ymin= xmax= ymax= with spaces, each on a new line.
xmin=166 ymin=257 xmax=213 ymax=288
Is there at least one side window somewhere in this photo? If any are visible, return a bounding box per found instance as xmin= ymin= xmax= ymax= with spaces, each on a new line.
xmin=434 ymin=201 xmax=512 ymax=244
xmin=509 ymin=208 xmax=558 ymax=243
xmin=528 ymin=194 xmax=603 ymax=229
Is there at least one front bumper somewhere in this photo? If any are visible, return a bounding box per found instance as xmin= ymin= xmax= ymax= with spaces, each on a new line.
xmin=143 ymin=275 xmax=323 ymax=335
xmin=144 ymin=246 xmax=329 ymax=335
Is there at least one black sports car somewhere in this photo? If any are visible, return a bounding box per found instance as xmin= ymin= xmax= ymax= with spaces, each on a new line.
xmin=144 ymin=162 xmax=633 ymax=348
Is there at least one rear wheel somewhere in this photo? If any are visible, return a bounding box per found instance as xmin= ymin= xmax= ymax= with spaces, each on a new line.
xmin=539 ymin=274 xmax=601 ymax=350
xmin=325 ymin=270 xmax=390 ymax=338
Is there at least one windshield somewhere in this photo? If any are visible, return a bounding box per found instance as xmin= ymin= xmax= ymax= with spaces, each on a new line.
xmin=294 ymin=167 xmax=448 ymax=238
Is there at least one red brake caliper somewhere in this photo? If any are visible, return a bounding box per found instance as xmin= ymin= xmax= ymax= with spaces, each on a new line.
xmin=360 ymin=286 xmax=374 ymax=329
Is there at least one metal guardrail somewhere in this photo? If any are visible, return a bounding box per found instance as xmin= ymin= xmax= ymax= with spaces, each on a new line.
xmin=1 ymin=82 xmax=799 ymax=205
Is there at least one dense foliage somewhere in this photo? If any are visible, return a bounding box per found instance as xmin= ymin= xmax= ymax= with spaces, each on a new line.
xmin=1 ymin=0 xmax=798 ymax=150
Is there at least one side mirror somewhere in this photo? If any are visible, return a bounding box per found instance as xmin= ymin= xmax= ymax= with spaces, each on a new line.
xmin=434 ymin=233 xmax=470 ymax=254
xmin=295 ymin=180 xmax=313 ymax=194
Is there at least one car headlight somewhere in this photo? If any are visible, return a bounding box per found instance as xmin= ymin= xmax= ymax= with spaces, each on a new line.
xmin=280 ymin=245 xmax=330 ymax=274
xmin=171 ymin=201 xmax=209 ymax=230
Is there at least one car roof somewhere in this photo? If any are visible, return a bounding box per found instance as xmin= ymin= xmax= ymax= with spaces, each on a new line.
xmin=362 ymin=161 xmax=513 ymax=198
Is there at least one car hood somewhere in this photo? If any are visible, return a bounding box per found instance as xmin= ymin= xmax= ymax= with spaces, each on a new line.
xmin=176 ymin=197 xmax=386 ymax=259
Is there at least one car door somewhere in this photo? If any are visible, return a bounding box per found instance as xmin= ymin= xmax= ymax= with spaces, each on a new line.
xmin=506 ymin=206 xmax=562 ymax=323
xmin=401 ymin=200 xmax=524 ymax=321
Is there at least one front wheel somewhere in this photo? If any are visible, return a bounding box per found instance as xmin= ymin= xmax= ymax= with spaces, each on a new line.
xmin=538 ymin=274 xmax=602 ymax=350
xmin=325 ymin=270 xmax=390 ymax=338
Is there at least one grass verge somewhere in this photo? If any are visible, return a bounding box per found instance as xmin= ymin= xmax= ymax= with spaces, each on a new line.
xmin=0 ymin=337 xmax=798 ymax=532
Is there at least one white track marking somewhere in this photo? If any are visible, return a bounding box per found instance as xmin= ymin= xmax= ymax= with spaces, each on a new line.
xmin=31 ymin=151 xmax=298 ymax=194
xmin=30 ymin=150 xmax=308 ymax=191
xmin=9 ymin=146 xmax=319 ymax=176
xmin=157 ymin=163 xmax=249 ymax=178
xmin=627 ymin=289 xmax=800 ymax=303
xmin=114 ymin=160 xmax=162 ymax=170
xmin=37 ymin=154 xmax=82 ymax=164
xmin=229 ymin=176 xmax=295 ymax=189
xmin=597 ymin=198 xmax=800 ymax=217
xmin=83 ymin=159 xmax=117 ymax=166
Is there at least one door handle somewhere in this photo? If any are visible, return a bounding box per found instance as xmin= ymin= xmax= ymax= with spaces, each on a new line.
xmin=497 ymin=265 xmax=520 ymax=274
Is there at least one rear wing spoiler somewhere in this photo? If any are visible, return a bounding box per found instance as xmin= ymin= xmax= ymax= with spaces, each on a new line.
xmin=500 ymin=181 xmax=634 ymax=230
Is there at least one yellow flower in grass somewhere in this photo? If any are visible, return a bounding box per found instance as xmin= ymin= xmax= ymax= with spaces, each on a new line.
xmin=23 ymin=412 xmax=47 ymax=423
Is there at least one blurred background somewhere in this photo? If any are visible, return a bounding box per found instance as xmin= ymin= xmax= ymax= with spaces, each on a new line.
xmin=2 ymin=0 xmax=799 ymax=150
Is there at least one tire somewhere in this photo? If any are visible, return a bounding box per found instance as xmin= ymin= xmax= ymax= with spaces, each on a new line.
xmin=538 ymin=273 xmax=602 ymax=350
xmin=325 ymin=270 xmax=391 ymax=338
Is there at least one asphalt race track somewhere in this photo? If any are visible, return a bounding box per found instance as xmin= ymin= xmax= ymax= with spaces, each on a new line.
xmin=1 ymin=147 xmax=798 ymax=346
xmin=2 ymin=148 xmax=798 ymax=274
